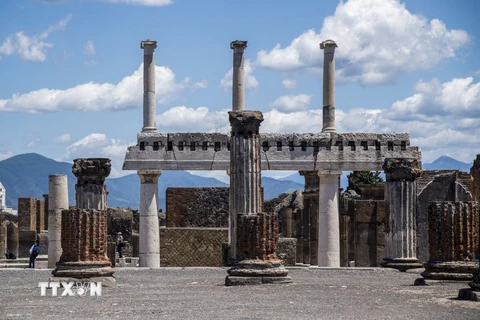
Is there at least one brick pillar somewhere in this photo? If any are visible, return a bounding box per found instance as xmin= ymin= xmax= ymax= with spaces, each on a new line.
xmin=52 ymin=158 xmax=114 ymax=279
xmin=422 ymin=202 xmax=479 ymax=280
xmin=381 ymin=158 xmax=423 ymax=271
xmin=226 ymin=110 xmax=290 ymax=286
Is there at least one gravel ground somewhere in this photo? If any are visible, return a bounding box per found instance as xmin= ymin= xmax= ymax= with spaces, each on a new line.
xmin=0 ymin=267 xmax=479 ymax=320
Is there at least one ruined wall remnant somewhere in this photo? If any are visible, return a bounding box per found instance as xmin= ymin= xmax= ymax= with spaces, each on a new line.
xmin=18 ymin=198 xmax=37 ymax=231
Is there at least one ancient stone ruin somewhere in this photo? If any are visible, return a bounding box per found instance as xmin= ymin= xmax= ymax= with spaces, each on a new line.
xmin=52 ymin=158 xmax=114 ymax=284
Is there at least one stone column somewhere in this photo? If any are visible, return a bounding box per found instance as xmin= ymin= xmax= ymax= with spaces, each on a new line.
xmin=300 ymin=170 xmax=320 ymax=266
xmin=141 ymin=39 xmax=158 ymax=132
xmin=381 ymin=158 xmax=423 ymax=271
xmin=52 ymin=158 xmax=114 ymax=281
xmin=48 ymin=174 xmax=68 ymax=268
xmin=226 ymin=110 xmax=290 ymax=286
xmin=318 ymin=171 xmax=342 ymax=267
xmin=230 ymin=40 xmax=247 ymax=111
xmin=138 ymin=170 xmax=161 ymax=267
xmin=421 ymin=202 xmax=479 ymax=280
xmin=320 ymin=40 xmax=337 ymax=133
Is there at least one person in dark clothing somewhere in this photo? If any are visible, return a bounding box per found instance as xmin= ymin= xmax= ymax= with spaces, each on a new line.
xmin=29 ymin=240 xmax=40 ymax=268
xmin=116 ymin=232 xmax=124 ymax=258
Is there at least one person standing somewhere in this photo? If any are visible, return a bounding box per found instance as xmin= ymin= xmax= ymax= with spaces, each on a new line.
xmin=116 ymin=232 xmax=124 ymax=258
xmin=29 ymin=240 xmax=40 ymax=268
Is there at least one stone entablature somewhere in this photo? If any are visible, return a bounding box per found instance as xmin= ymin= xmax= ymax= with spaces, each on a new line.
xmin=123 ymin=132 xmax=421 ymax=171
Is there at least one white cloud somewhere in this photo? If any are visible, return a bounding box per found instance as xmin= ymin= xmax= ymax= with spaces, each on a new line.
xmin=475 ymin=69 xmax=480 ymax=77
xmin=0 ymin=151 xmax=13 ymax=161
xmin=220 ymin=59 xmax=259 ymax=90
xmin=100 ymin=0 xmax=172 ymax=6
xmin=156 ymin=106 xmax=230 ymax=133
xmin=0 ymin=64 xmax=206 ymax=113
xmin=53 ymin=133 xmax=71 ymax=143
xmin=282 ymin=79 xmax=297 ymax=89
xmin=0 ymin=14 xmax=72 ymax=62
xmin=83 ymin=41 xmax=95 ymax=55
xmin=27 ymin=138 xmax=41 ymax=148
xmin=255 ymin=0 xmax=469 ymax=85
xmin=84 ymin=60 xmax=99 ymax=66
xmin=269 ymin=94 xmax=312 ymax=112
xmin=63 ymin=133 xmax=134 ymax=177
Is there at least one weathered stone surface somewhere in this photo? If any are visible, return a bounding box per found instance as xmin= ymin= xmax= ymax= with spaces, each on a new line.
xmin=19 ymin=230 xmax=36 ymax=258
xmin=38 ymin=232 xmax=48 ymax=255
xmin=277 ymin=238 xmax=297 ymax=266
xmin=140 ymin=39 xmax=158 ymax=132
xmin=320 ymin=39 xmax=337 ymax=133
xmin=166 ymin=187 xmax=228 ymax=228
xmin=107 ymin=242 xmax=116 ymax=267
xmin=230 ymin=40 xmax=247 ymax=111
xmin=48 ymin=174 xmax=69 ymax=268
xmin=72 ymin=158 xmax=111 ymax=186
xmin=383 ymin=158 xmax=422 ymax=181
xmin=160 ymin=228 xmax=227 ymax=267
xmin=0 ymin=221 xmax=6 ymax=258
xmin=458 ymin=288 xmax=480 ymax=302
xmin=235 ymin=213 xmax=278 ymax=261
xmin=18 ymin=198 xmax=37 ymax=231
xmin=107 ymin=207 xmax=133 ymax=257
xmin=6 ymin=222 xmax=18 ymax=257
xmin=35 ymin=199 xmax=45 ymax=232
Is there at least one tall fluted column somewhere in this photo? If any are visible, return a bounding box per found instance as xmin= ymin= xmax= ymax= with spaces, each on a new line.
xmin=138 ymin=170 xmax=161 ymax=267
xmin=48 ymin=174 xmax=68 ymax=268
xmin=141 ymin=40 xmax=158 ymax=132
xmin=320 ymin=40 xmax=337 ymax=133
xmin=230 ymin=40 xmax=247 ymax=111
xmin=226 ymin=110 xmax=290 ymax=286
xmin=52 ymin=158 xmax=114 ymax=279
xmin=382 ymin=158 xmax=423 ymax=271
xmin=318 ymin=171 xmax=341 ymax=267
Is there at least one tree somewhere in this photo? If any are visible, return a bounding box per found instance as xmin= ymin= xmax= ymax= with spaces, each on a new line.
xmin=347 ymin=171 xmax=384 ymax=193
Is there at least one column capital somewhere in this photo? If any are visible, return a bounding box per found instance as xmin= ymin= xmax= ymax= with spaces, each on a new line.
xmin=318 ymin=170 xmax=342 ymax=176
xmin=137 ymin=169 xmax=162 ymax=184
xmin=383 ymin=158 xmax=421 ymax=181
xmin=320 ymin=39 xmax=337 ymax=53
xmin=72 ymin=158 xmax=111 ymax=185
xmin=229 ymin=110 xmax=263 ymax=136
xmin=230 ymin=40 xmax=247 ymax=51
xmin=141 ymin=39 xmax=157 ymax=50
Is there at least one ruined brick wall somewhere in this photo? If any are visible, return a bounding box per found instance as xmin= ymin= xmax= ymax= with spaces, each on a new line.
xmin=36 ymin=199 xmax=45 ymax=233
xmin=416 ymin=170 xmax=474 ymax=262
xmin=107 ymin=207 xmax=133 ymax=257
xmin=160 ymin=228 xmax=228 ymax=267
xmin=166 ymin=187 xmax=229 ymax=227
xmin=18 ymin=198 xmax=37 ymax=231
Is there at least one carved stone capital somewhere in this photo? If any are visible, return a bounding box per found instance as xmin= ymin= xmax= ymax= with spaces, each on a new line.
xmin=230 ymin=40 xmax=247 ymax=51
xmin=320 ymin=39 xmax=337 ymax=53
xmin=229 ymin=111 xmax=263 ymax=137
xmin=138 ymin=169 xmax=161 ymax=184
xmin=72 ymin=158 xmax=111 ymax=185
xmin=383 ymin=158 xmax=421 ymax=181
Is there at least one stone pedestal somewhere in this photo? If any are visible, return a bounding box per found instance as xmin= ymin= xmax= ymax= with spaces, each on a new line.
xmin=422 ymin=202 xmax=479 ymax=280
xmin=318 ymin=171 xmax=341 ymax=267
xmin=226 ymin=110 xmax=290 ymax=285
xmin=381 ymin=158 xmax=423 ymax=271
xmin=138 ymin=170 xmax=161 ymax=267
xmin=48 ymin=174 xmax=68 ymax=268
xmin=52 ymin=158 xmax=114 ymax=280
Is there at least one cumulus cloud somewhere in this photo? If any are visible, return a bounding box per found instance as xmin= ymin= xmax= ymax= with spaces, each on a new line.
xmin=63 ymin=133 xmax=134 ymax=177
xmin=220 ymin=59 xmax=259 ymax=90
xmin=27 ymin=138 xmax=41 ymax=148
xmin=0 ymin=64 xmax=207 ymax=113
xmin=282 ymin=79 xmax=297 ymax=89
xmin=53 ymin=133 xmax=71 ymax=143
xmin=157 ymin=106 xmax=230 ymax=133
xmin=83 ymin=41 xmax=95 ymax=55
xmin=269 ymin=94 xmax=312 ymax=112
xmin=255 ymin=0 xmax=469 ymax=85
xmin=0 ymin=14 xmax=72 ymax=62
xmin=0 ymin=151 xmax=13 ymax=161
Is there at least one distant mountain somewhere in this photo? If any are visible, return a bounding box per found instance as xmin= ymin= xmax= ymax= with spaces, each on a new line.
xmin=0 ymin=153 xmax=303 ymax=210
xmin=423 ymin=156 xmax=471 ymax=172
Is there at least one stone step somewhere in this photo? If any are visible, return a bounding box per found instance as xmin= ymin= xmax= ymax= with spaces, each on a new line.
xmin=0 ymin=263 xmax=30 ymax=268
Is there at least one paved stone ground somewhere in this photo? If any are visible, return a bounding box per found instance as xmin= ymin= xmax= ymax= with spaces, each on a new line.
xmin=0 ymin=267 xmax=479 ymax=319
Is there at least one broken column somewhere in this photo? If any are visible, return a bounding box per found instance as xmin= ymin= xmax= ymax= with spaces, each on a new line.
xmin=52 ymin=158 xmax=114 ymax=281
xmin=230 ymin=40 xmax=247 ymax=111
xmin=320 ymin=39 xmax=337 ymax=133
xmin=422 ymin=202 xmax=479 ymax=280
xmin=381 ymin=158 xmax=423 ymax=271
xmin=300 ymin=170 xmax=319 ymax=266
xmin=141 ymin=39 xmax=158 ymax=133
xmin=226 ymin=110 xmax=291 ymax=285
xmin=48 ymin=174 xmax=68 ymax=268
xmin=318 ymin=171 xmax=342 ymax=267
xmin=138 ymin=170 xmax=161 ymax=267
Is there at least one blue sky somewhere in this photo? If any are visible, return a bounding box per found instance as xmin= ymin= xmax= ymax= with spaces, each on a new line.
xmin=0 ymin=0 xmax=479 ymax=181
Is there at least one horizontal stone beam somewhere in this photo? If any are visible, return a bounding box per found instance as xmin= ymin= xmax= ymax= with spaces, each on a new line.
xmin=123 ymin=132 xmax=421 ymax=171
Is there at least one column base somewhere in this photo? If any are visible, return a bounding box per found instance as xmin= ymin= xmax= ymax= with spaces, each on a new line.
xmin=52 ymin=261 xmax=115 ymax=278
xmin=225 ymin=259 xmax=291 ymax=286
xmin=421 ymin=261 xmax=479 ymax=281
xmin=458 ymin=288 xmax=480 ymax=302
xmin=381 ymin=258 xmax=423 ymax=272
xmin=139 ymin=253 xmax=160 ymax=268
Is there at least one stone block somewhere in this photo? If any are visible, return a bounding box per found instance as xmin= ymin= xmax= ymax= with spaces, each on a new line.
xmin=6 ymin=222 xmax=18 ymax=257
xmin=18 ymin=198 xmax=37 ymax=231
xmin=36 ymin=199 xmax=45 ymax=232
xmin=107 ymin=242 xmax=116 ymax=267
xmin=277 ymin=238 xmax=297 ymax=266
xmin=166 ymin=187 xmax=229 ymax=228
xmin=458 ymin=288 xmax=480 ymax=302
xmin=18 ymin=230 xmax=37 ymax=258
xmin=38 ymin=232 xmax=48 ymax=255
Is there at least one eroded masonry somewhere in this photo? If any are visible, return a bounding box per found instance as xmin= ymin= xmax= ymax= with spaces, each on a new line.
xmin=122 ymin=38 xmax=423 ymax=274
